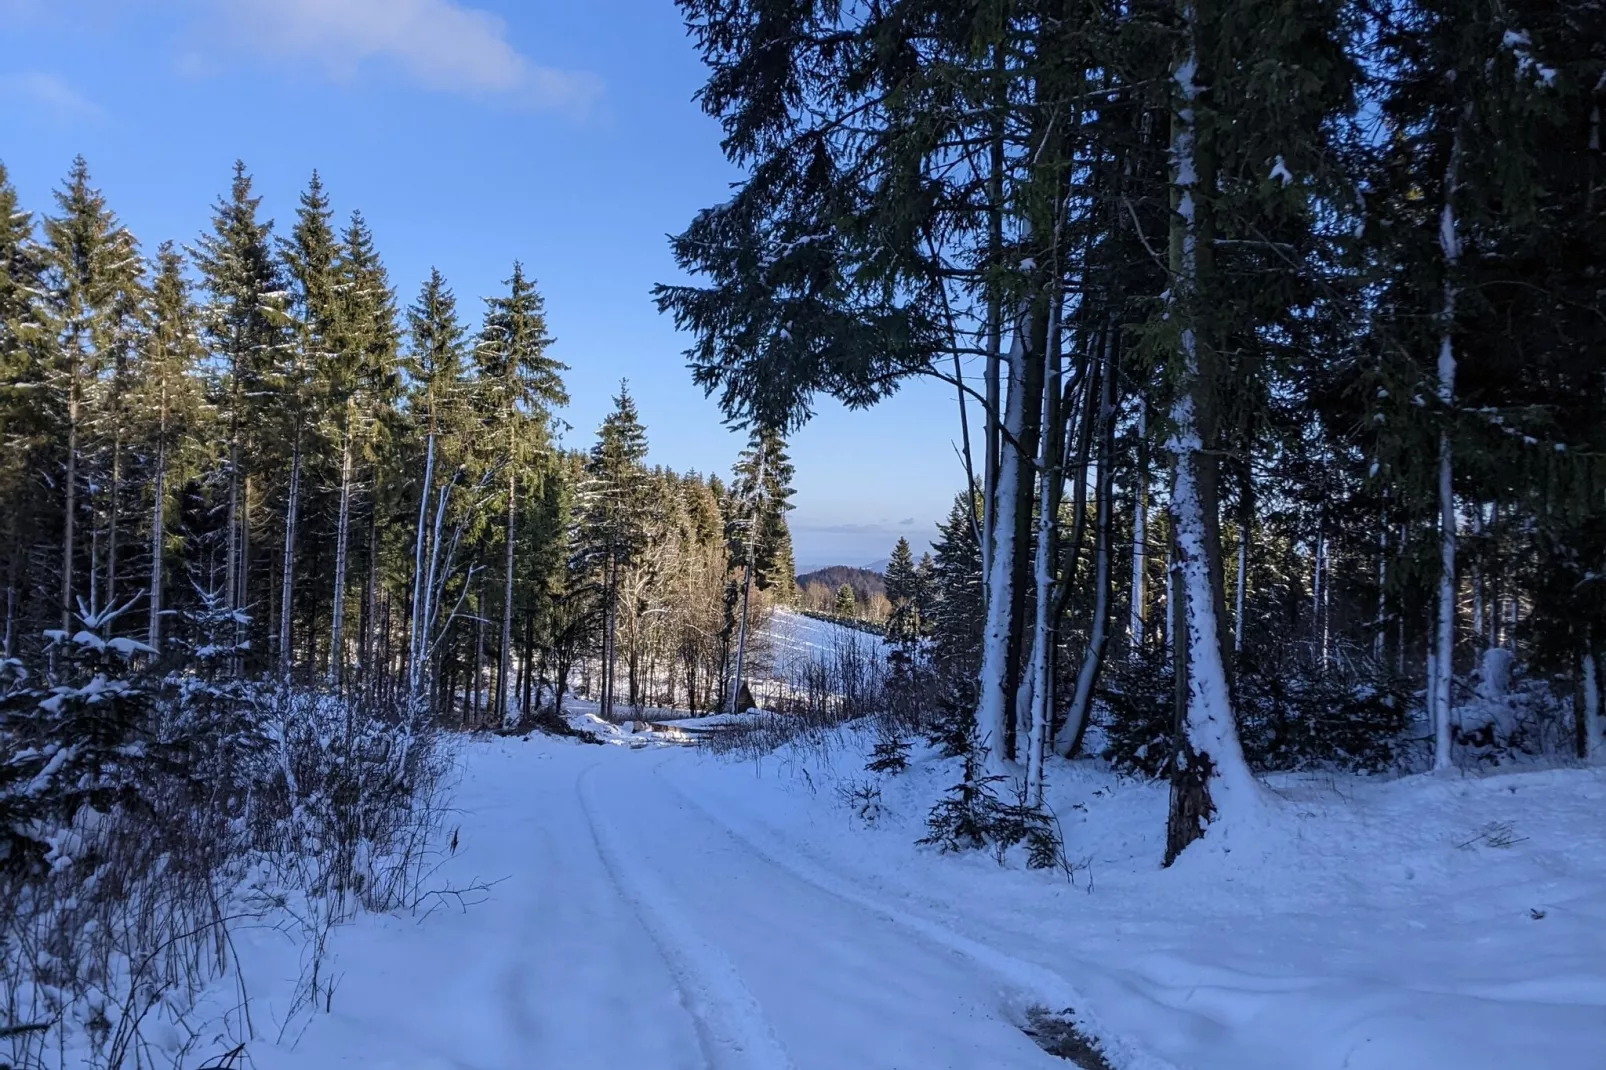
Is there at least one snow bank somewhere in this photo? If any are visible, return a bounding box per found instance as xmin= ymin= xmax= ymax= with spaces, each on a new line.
xmin=669 ymin=735 xmax=1606 ymax=1070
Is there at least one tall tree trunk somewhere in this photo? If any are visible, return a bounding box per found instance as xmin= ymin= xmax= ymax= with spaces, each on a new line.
xmin=1164 ymin=6 xmax=1260 ymax=864
xmin=1057 ymin=334 xmax=1118 ymax=759
xmin=1024 ymin=308 xmax=1065 ymax=803
xmin=1004 ymin=299 xmax=1048 ymax=762
xmin=981 ymin=46 xmax=1005 ymax=580
xmin=1313 ymin=520 xmax=1326 ymax=671
xmin=730 ymin=443 xmax=767 ymax=715
xmin=237 ymin=476 xmax=251 ymax=670
xmin=1432 ymin=117 xmax=1466 ymax=773
xmin=521 ymin=606 xmax=535 ymax=719
xmin=5 ymin=516 xmax=20 ymax=657
xmin=473 ymin=579 xmax=485 ymax=725
xmin=1128 ymin=402 xmax=1149 ymax=655
xmin=1234 ymin=467 xmax=1251 ymax=655
xmin=1581 ymin=634 xmax=1600 ymax=763
xmin=279 ymin=429 xmax=302 ymax=675
xmin=497 ymin=465 xmax=517 ymax=723
xmin=147 ymin=433 xmax=167 ymax=651
xmin=62 ymin=372 xmax=79 ymax=636
xmin=602 ymin=558 xmax=617 ymax=719
xmin=407 ymin=432 xmax=436 ymax=708
xmin=107 ymin=432 xmax=121 ymax=607
xmin=328 ymin=407 xmax=355 ymax=689
xmin=977 ymin=313 xmax=1030 ymax=775
xmin=362 ymin=469 xmax=381 ymax=696
xmin=1374 ymin=508 xmax=1387 ymax=664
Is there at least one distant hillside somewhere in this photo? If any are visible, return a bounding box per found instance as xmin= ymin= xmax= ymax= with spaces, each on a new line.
xmin=795 ymin=565 xmax=885 ymax=602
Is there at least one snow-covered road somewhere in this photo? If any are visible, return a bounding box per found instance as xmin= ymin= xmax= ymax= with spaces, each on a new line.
xmin=243 ymin=730 xmax=1606 ymax=1070
xmin=251 ymin=739 xmax=1066 ymax=1070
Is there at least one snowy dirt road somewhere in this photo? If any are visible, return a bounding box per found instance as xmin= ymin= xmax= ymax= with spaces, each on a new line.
xmin=243 ymin=731 xmax=1606 ymax=1070
xmin=249 ymin=739 xmax=1069 ymax=1070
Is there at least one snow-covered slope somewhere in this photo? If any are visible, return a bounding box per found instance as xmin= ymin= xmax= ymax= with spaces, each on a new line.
xmin=215 ymin=731 xmax=1606 ymax=1070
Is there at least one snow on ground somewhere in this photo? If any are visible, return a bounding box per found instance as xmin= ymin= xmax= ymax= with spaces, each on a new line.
xmin=675 ymin=731 xmax=1606 ymax=1070
xmin=756 ymin=607 xmax=888 ymax=666
xmin=213 ymin=721 xmax=1606 ymax=1070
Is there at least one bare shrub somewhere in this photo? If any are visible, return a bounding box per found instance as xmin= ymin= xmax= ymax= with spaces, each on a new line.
xmin=0 ymin=609 xmax=451 ymax=1069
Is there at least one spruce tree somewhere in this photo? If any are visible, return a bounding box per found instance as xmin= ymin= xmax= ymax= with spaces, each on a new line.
xmin=403 ymin=269 xmax=471 ymax=708
xmin=0 ymin=161 xmax=43 ymax=657
xmin=38 ymin=157 xmax=143 ymax=635
xmin=474 ymin=262 xmax=566 ymax=719
xmin=191 ymin=161 xmax=290 ymax=663
xmin=884 ymin=536 xmax=921 ymax=643
xmin=576 ymin=383 xmax=650 ymax=717
xmin=278 ymin=171 xmax=340 ymax=675
xmin=325 ymin=210 xmax=401 ymax=689
xmin=127 ymin=244 xmax=206 ymax=651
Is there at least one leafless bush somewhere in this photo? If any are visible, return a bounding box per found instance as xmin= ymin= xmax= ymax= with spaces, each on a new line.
xmin=1 ymin=621 xmax=451 ymax=1070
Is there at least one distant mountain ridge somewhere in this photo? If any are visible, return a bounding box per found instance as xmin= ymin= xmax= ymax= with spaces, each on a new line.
xmin=795 ymin=565 xmax=886 ymax=601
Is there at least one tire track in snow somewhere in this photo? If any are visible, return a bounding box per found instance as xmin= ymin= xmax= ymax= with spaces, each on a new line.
xmin=651 ymin=757 xmax=1180 ymax=1070
xmin=576 ymin=761 xmax=798 ymax=1070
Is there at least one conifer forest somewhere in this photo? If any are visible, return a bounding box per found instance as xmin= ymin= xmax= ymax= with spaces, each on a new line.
xmin=2 ymin=1 xmax=1605 ymax=1068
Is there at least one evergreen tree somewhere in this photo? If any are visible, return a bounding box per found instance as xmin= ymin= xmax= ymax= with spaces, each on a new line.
xmin=474 ymin=261 xmax=566 ymax=719
xmin=191 ymin=161 xmax=290 ymax=661
xmin=403 ymin=269 xmax=471 ymax=708
xmin=884 ymin=536 xmax=921 ymax=643
xmin=576 ymin=383 xmax=650 ymax=717
xmin=326 ymin=210 xmax=401 ymax=690
xmin=930 ymin=491 xmax=984 ymax=681
xmin=834 ymin=583 xmax=858 ymax=620
xmin=0 ymin=161 xmax=44 ymax=657
xmin=277 ymin=171 xmax=340 ymax=675
xmin=127 ymin=244 xmax=207 ymax=651
xmin=37 ymin=157 xmax=143 ymax=634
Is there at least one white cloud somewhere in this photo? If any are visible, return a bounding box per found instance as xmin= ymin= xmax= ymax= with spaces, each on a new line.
xmin=197 ymin=0 xmax=601 ymax=114
xmin=0 ymin=71 xmax=102 ymax=120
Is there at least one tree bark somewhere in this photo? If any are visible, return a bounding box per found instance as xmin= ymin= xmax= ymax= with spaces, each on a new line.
xmin=1432 ymin=116 xmax=1466 ymax=773
xmin=328 ymin=405 xmax=355 ymax=689
xmin=977 ymin=310 xmax=1030 ymax=775
xmin=147 ymin=430 xmax=167 ymax=651
xmin=407 ymin=432 xmax=436 ymax=708
xmin=1164 ymin=4 xmax=1261 ymax=864
xmin=62 ymin=370 xmax=79 ymax=636
xmin=1057 ymin=332 xmax=1118 ymax=759
xmin=498 ymin=465 xmax=517 ymax=723
xmin=279 ymin=429 xmax=302 ymax=675
xmin=1128 ymin=402 xmax=1149 ymax=655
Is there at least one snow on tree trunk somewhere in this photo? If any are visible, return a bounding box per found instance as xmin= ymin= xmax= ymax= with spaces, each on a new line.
xmin=407 ymin=431 xmax=437 ymax=708
xmin=328 ymin=409 xmax=355 ymax=689
xmin=729 ymin=442 xmax=766 ymax=716
xmin=1233 ymin=490 xmax=1248 ymax=655
xmin=1375 ymin=509 xmax=1387 ymax=664
xmin=1164 ymin=13 xmax=1263 ymax=863
xmin=498 ymin=468 xmax=516 ymax=723
xmin=1432 ymin=120 xmax=1465 ymax=774
xmin=147 ymin=437 xmax=166 ymax=651
xmin=1128 ymin=402 xmax=1148 ymax=655
xmin=977 ymin=314 xmax=1028 ymax=776
xmin=107 ymin=433 xmax=121 ymax=605
xmin=1024 ymin=309 xmax=1063 ymax=803
xmin=62 ymin=377 xmax=78 ymax=636
xmin=280 ymin=430 xmax=302 ymax=674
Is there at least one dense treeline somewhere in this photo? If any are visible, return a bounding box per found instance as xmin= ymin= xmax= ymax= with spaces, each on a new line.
xmin=661 ymin=0 xmax=1606 ymax=860
xmin=0 ymin=157 xmax=797 ymax=725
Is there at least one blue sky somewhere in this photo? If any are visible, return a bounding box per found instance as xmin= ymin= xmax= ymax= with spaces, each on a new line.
xmin=0 ymin=0 xmax=962 ymax=570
